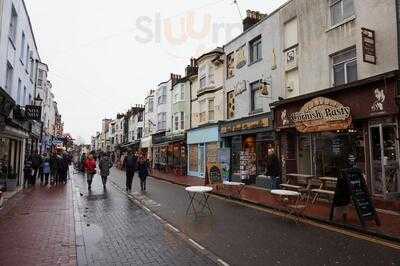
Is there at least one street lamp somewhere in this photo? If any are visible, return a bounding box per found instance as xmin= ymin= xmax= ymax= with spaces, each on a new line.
xmin=34 ymin=94 xmax=43 ymax=106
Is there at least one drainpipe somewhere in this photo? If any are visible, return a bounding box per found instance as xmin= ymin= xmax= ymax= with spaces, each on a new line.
xmin=189 ymin=80 xmax=193 ymax=129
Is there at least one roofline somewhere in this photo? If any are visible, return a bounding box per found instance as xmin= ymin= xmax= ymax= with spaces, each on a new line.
xmin=196 ymin=47 xmax=223 ymax=62
xmin=223 ymin=0 xmax=294 ymax=48
xmin=22 ymin=0 xmax=40 ymax=61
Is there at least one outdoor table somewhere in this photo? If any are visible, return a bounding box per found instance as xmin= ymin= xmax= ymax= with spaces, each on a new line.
xmin=311 ymin=177 xmax=337 ymax=204
xmin=185 ymin=186 xmax=213 ymax=216
xmin=223 ymin=181 xmax=245 ymax=198
xmin=270 ymin=189 xmax=307 ymax=221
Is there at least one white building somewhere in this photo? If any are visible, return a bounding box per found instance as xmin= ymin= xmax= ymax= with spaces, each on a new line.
xmin=141 ymin=90 xmax=156 ymax=160
xmin=0 ymin=0 xmax=41 ymax=188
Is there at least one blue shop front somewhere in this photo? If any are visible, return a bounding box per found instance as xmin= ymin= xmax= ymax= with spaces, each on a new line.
xmin=187 ymin=124 xmax=220 ymax=178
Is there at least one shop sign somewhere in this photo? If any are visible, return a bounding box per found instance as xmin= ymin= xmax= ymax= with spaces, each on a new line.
xmin=362 ymin=28 xmax=376 ymax=64
xmin=25 ymin=105 xmax=42 ymax=121
xmin=290 ymin=97 xmax=352 ymax=133
xmin=235 ymin=46 xmax=246 ymax=69
xmin=207 ymin=162 xmax=222 ymax=184
xmin=30 ymin=121 xmax=42 ymax=138
xmin=234 ymin=80 xmax=247 ymax=96
xmin=221 ymin=117 xmax=270 ymax=135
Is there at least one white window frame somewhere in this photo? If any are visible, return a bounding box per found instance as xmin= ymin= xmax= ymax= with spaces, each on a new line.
xmin=9 ymin=6 xmax=17 ymax=44
xmin=332 ymin=47 xmax=357 ymax=85
xmin=249 ymin=35 xmax=262 ymax=64
xmin=208 ymin=98 xmax=215 ymax=121
xmin=5 ymin=63 xmax=13 ymax=95
xmin=329 ymin=0 xmax=355 ymax=26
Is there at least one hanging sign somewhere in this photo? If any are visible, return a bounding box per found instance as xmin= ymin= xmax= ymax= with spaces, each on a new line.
xmin=291 ymin=97 xmax=351 ymax=133
xmin=25 ymin=105 xmax=42 ymax=121
xmin=362 ymin=28 xmax=376 ymax=64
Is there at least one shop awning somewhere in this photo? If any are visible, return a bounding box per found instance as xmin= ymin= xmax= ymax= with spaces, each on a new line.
xmin=140 ymin=136 xmax=152 ymax=148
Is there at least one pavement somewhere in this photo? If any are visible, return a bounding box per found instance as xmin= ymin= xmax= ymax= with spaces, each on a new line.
xmin=0 ymin=168 xmax=399 ymax=266
xmin=108 ymin=167 xmax=400 ymax=266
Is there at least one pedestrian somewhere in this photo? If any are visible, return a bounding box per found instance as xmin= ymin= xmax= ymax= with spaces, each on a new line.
xmin=138 ymin=156 xmax=149 ymax=191
xmin=99 ymin=152 xmax=113 ymax=189
xmin=41 ymin=155 xmax=51 ymax=186
xmin=266 ymin=148 xmax=281 ymax=189
xmin=123 ymin=150 xmax=137 ymax=193
xmin=84 ymin=154 xmax=97 ymax=190
xmin=30 ymin=151 xmax=42 ymax=186
xmin=23 ymin=158 xmax=33 ymax=188
xmin=50 ymin=151 xmax=59 ymax=185
xmin=58 ymin=151 xmax=70 ymax=184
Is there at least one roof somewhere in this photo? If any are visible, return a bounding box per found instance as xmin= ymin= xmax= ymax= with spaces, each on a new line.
xmin=196 ymin=47 xmax=224 ymax=62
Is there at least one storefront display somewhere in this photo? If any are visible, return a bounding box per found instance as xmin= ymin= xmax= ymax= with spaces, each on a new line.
xmin=220 ymin=113 xmax=274 ymax=186
xmin=273 ymin=72 xmax=400 ymax=199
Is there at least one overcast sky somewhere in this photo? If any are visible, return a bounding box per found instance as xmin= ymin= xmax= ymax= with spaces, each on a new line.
xmin=24 ymin=0 xmax=287 ymax=144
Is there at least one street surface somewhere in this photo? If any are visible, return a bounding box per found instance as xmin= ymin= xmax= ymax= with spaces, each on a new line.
xmin=0 ymin=168 xmax=399 ymax=266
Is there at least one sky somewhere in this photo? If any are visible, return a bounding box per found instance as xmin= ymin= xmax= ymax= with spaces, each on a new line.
xmin=24 ymin=0 xmax=287 ymax=144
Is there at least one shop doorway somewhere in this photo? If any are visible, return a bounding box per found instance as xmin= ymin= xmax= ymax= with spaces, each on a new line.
xmin=369 ymin=123 xmax=400 ymax=198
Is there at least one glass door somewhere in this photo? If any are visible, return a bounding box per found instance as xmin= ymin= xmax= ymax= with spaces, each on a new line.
xmin=369 ymin=123 xmax=400 ymax=198
xmin=198 ymin=143 xmax=205 ymax=178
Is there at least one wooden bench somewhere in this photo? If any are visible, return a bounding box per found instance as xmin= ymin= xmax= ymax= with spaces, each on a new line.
xmin=311 ymin=177 xmax=337 ymax=204
xmin=281 ymin=184 xmax=303 ymax=190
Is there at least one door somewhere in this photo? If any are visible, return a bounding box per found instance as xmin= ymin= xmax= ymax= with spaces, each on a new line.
xmin=369 ymin=123 xmax=400 ymax=198
xmin=198 ymin=143 xmax=205 ymax=178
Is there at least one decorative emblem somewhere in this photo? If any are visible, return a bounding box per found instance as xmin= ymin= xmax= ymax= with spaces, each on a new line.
xmin=281 ymin=109 xmax=289 ymax=126
xmin=371 ymin=88 xmax=385 ymax=112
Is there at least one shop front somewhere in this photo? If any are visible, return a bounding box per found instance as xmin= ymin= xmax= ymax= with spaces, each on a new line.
xmin=273 ymin=72 xmax=400 ymax=200
xmin=187 ymin=124 xmax=220 ymax=178
xmin=29 ymin=120 xmax=42 ymax=154
xmin=220 ymin=113 xmax=274 ymax=186
xmin=140 ymin=135 xmax=152 ymax=161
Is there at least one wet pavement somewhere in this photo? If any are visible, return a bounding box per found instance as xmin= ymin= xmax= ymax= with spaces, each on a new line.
xmin=72 ymin=171 xmax=215 ymax=266
xmin=108 ymin=168 xmax=400 ymax=266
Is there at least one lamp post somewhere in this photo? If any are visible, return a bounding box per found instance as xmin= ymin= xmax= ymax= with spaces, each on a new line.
xmin=34 ymin=94 xmax=43 ymax=154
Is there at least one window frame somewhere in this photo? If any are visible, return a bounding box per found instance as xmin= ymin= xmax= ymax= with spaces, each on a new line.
xmin=329 ymin=0 xmax=355 ymax=26
xmin=331 ymin=47 xmax=357 ymax=86
xmin=226 ymin=52 xmax=235 ymax=79
xmin=208 ymin=98 xmax=215 ymax=121
xmin=9 ymin=5 xmax=18 ymax=45
xmin=249 ymin=35 xmax=262 ymax=64
xmin=250 ymin=80 xmax=263 ymax=113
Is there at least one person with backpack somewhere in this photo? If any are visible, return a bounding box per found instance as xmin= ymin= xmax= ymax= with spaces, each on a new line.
xmin=99 ymin=152 xmax=113 ymax=189
xmin=123 ymin=150 xmax=137 ymax=193
xmin=84 ymin=154 xmax=97 ymax=190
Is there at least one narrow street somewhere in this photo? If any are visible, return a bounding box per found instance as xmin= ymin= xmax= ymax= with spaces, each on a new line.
xmin=0 ymin=169 xmax=399 ymax=266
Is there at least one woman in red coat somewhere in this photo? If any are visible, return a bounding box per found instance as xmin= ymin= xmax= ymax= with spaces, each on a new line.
xmin=84 ymin=154 xmax=97 ymax=190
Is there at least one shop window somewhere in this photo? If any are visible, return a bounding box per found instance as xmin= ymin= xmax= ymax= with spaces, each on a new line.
xmin=226 ymin=52 xmax=235 ymax=78
xmin=249 ymin=35 xmax=262 ymax=64
xmin=250 ymin=81 xmax=263 ymax=113
xmin=332 ymin=47 xmax=357 ymax=86
xmin=330 ymin=0 xmax=354 ymax=26
xmin=208 ymin=98 xmax=215 ymax=121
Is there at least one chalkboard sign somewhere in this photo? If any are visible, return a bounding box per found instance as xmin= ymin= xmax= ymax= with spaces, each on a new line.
xmin=330 ymin=167 xmax=380 ymax=227
xmin=207 ymin=163 xmax=222 ymax=184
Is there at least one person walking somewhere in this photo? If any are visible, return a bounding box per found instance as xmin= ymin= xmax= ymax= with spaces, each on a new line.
xmin=99 ymin=152 xmax=112 ymax=189
xmin=123 ymin=150 xmax=137 ymax=193
xmin=84 ymin=154 xmax=97 ymax=190
xmin=50 ymin=151 xmax=59 ymax=185
xmin=41 ymin=154 xmax=51 ymax=186
xmin=30 ymin=151 xmax=42 ymax=186
xmin=23 ymin=158 xmax=33 ymax=188
xmin=266 ymin=148 xmax=281 ymax=189
xmin=57 ymin=150 xmax=69 ymax=184
xmin=138 ymin=156 xmax=149 ymax=191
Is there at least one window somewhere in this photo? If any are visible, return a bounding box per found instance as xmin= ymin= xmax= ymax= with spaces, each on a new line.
xmin=227 ymin=90 xmax=235 ymax=119
xmin=208 ymin=65 xmax=215 ymax=85
xmin=9 ymin=6 xmax=17 ymax=43
xmin=148 ymin=98 xmax=154 ymax=112
xmin=332 ymin=47 xmax=357 ymax=85
xmin=173 ymin=84 xmax=184 ymax=103
xmin=199 ymin=76 xmax=206 ymax=89
xmin=174 ymin=113 xmax=179 ymax=131
xmin=158 ymin=86 xmax=167 ymax=104
xmin=226 ymin=52 xmax=235 ymax=78
xmin=23 ymin=87 xmax=26 ymax=106
xmin=250 ymin=81 xmax=263 ymax=112
xmin=5 ymin=63 xmax=13 ymax=94
xmin=330 ymin=0 xmax=354 ymax=26
xmin=25 ymin=46 xmax=30 ymax=69
xmin=208 ymin=98 xmax=215 ymax=121
xmin=20 ymin=32 xmax=25 ymax=62
xmin=249 ymin=35 xmax=262 ymax=64
xmin=157 ymin=112 xmax=166 ymax=131
xmin=17 ymin=79 xmax=21 ymax=105
xmin=180 ymin=112 xmax=184 ymax=129
xmin=137 ymin=128 xmax=143 ymax=139
xmin=180 ymin=84 xmax=185 ymax=100
xmin=138 ymin=112 xmax=143 ymax=122
xmin=28 ymin=94 xmax=32 ymax=105
xmin=199 ymin=99 xmax=207 ymax=122
xmin=284 ymin=18 xmax=298 ymax=49
xmin=30 ymin=52 xmax=34 ymax=80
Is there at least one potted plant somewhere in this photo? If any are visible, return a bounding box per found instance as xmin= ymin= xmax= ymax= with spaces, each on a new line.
xmin=6 ymin=170 xmax=18 ymax=191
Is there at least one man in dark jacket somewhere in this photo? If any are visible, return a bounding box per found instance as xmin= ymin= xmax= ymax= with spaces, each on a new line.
xmin=30 ymin=151 xmax=42 ymax=186
xmin=266 ymin=148 xmax=281 ymax=189
xmin=124 ymin=150 xmax=137 ymax=193
xmin=99 ymin=152 xmax=112 ymax=189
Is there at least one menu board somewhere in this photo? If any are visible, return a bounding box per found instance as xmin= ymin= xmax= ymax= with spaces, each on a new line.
xmin=219 ymin=148 xmax=231 ymax=181
xmin=207 ymin=162 xmax=222 ymax=184
xmin=239 ymin=151 xmax=256 ymax=181
xmin=330 ymin=168 xmax=380 ymax=227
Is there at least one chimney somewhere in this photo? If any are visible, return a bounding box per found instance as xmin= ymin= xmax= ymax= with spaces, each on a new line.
xmin=185 ymin=58 xmax=198 ymax=77
xmin=170 ymin=73 xmax=182 ymax=86
xmin=242 ymin=10 xmax=266 ymax=32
